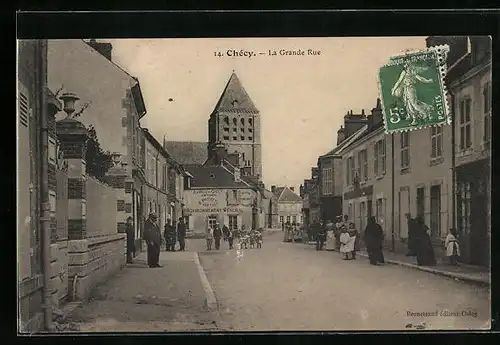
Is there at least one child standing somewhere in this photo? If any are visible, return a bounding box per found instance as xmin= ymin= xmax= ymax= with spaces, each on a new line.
xmin=340 ymin=229 xmax=352 ymax=260
xmin=206 ymin=226 xmax=214 ymax=251
xmin=445 ymin=228 xmax=460 ymax=265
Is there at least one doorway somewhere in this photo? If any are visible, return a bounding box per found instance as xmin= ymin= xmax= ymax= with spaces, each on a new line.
xmin=208 ymin=215 xmax=217 ymax=230
xmin=416 ymin=187 xmax=425 ymax=220
xmin=398 ymin=187 xmax=410 ymax=239
xmin=367 ymin=199 xmax=373 ymax=219
xmin=430 ymin=185 xmax=441 ymax=238
xmin=470 ymin=176 xmax=488 ymax=266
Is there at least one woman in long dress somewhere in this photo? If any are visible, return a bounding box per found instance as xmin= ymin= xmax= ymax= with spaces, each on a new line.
xmin=325 ymin=220 xmax=336 ymax=251
xmin=445 ymin=228 xmax=460 ymax=265
xmin=391 ymin=62 xmax=434 ymax=125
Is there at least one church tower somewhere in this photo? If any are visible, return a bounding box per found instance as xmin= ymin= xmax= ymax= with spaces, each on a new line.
xmin=208 ymin=72 xmax=262 ymax=180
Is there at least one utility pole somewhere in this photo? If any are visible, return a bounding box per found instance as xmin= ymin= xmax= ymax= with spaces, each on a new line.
xmin=391 ymin=132 xmax=395 ymax=253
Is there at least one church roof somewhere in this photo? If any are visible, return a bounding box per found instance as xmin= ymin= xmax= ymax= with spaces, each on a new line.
xmin=212 ymin=72 xmax=259 ymax=114
xmin=164 ymin=141 xmax=208 ymax=166
xmin=185 ymin=165 xmax=250 ymax=189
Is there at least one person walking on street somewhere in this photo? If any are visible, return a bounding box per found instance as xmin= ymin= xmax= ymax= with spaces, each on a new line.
xmin=164 ymin=219 xmax=176 ymax=251
xmin=206 ymin=225 xmax=214 ymax=250
xmin=363 ymin=216 xmax=385 ymax=265
xmin=223 ymin=224 xmax=234 ymax=249
xmin=213 ymin=223 xmax=222 ymax=250
xmin=177 ymin=217 xmax=186 ymax=251
xmin=315 ymin=221 xmax=326 ymax=251
xmin=126 ymin=216 xmax=135 ymax=264
xmin=445 ymin=228 xmax=460 ymax=266
xmin=414 ymin=216 xmax=436 ymax=266
xmin=405 ymin=213 xmax=418 ymax=256
xmin=325 ymin=220 xmax=336 ymax=251
xmin=143 ymin=213 xmax=162 ymax=268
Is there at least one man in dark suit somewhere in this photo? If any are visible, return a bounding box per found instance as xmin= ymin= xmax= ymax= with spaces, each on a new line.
xmin=177 ymin=217 xmax=187 ymax=251
xmin=143 ymin=213 xmax=162 ymax=268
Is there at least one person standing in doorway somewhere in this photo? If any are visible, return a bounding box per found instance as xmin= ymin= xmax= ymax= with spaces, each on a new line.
xmin=414 ymin=216 xmax=436 ymax=266
xmin=126 ymin=216 xmax=135 ymax=264
xmin=143 ymin=213 xmax=162 ymax=268
xmin=213 ymin=223 xmax=222 ymax=250
xmin=405 ymin=213 xmax=418 ymax=256
xmin=177 ymin=217 xmax=186 ymax=251
xmin=363 ymin=216 xmax=385 ymax=265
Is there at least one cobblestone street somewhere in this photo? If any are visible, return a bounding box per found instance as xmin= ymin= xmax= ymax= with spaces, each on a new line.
xmin=198 ymin=231 xmax=490 ymax=331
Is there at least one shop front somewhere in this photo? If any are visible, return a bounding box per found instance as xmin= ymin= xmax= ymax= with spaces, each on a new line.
xmin=184 ymin=188 xmax=257 ymax=235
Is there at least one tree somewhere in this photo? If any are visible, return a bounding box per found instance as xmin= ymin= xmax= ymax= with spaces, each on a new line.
xmin=85 ymin=125 xmax=112 ymax=182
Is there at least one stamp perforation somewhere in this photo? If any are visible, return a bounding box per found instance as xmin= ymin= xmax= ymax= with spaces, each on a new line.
xmin=378 ymin=44 xmax=450 ymax=134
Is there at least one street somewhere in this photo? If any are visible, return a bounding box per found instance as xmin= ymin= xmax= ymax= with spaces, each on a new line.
xmin=198 ymin=231 xmax=490 ymax=331
xmin=64 ymin=231 xmax=490 ymax=332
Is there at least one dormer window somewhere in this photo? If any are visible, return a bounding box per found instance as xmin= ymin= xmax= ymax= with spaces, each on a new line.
xmin=209 ymin=173 xmax=216 ymax=179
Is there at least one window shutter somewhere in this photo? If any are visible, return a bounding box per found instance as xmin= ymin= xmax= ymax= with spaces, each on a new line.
xmin=237 ymin=215 xmax=242 ymax=230
xmin=18 ymin=82 xmax=32 ymax=280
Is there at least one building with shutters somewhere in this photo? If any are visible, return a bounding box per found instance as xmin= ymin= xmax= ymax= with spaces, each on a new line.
xmin=272 ymin=186 xmax=303 ymax=226
xmin=440 ymin=35 xmax=492 ymax=266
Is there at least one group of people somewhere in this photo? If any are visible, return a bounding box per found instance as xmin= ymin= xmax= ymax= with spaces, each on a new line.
xmin=126 ymin=213 xmax=188 ymax=268
xmin=282 ymin=222 xmax=301 ymax=242
xmin=206 ymin=223 xmax=235 ymax=250
xmin=307 ymin=212 xmax=460 ymax=267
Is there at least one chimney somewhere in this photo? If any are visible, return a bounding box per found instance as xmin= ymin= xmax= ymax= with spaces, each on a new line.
xmin=370 ymin=98 xmax=383 ymax=128
xmin=337 ymin=126 xmax=346 ymax=145
xmin=87 ymin=39 xmax=113 ymax=61
xmin=290 ymin=186 xmax=295 ymax=192
xmin=271 ymin=185 xmax=276 ymax=194
xmin=234 ymin=166 xmax=241 ymax=183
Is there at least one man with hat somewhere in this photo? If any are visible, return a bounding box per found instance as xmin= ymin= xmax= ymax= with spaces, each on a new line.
xmin=143 ymin=213 xmax=162 ymax=268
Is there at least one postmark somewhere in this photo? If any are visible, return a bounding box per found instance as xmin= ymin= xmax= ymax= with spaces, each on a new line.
xmin=378 ymin=45 xmax=450 ymax=134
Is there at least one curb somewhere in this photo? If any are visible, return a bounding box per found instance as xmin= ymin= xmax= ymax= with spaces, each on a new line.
xmin=356 ymin=252 xmax=490 ymax=286
xmin=193 ymin=253 xmax=218 ymax=311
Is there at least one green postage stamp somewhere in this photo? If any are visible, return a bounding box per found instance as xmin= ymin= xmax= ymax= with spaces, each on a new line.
xmin=378 ymin=45 xmax=450 ymax=133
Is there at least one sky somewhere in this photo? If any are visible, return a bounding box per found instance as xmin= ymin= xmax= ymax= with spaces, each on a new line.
xmin=108 ymin=37 xmax=427 ymax=191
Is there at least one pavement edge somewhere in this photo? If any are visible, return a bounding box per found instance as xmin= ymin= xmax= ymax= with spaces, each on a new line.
xmin=356 ymin=252 xmax=490 ymax=287
xmin=193 ymin=252 xmax=218 ymax=311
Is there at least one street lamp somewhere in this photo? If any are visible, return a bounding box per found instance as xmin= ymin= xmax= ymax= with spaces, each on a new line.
xmin=59 ymin=92 xmax=80 ymax=118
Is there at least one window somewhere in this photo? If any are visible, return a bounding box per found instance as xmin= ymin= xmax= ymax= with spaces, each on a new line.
xmin=346 ymin=157 xmax=353 ymax=186
xmin=400 ymin=131 xmax=410 ymax=169
xmin=248 ymin=136 xmax=253 ymax=141
xmin=357 ymin=149 xmax=368 ymax=181
xmin=459 ymin=98 xmax=472 ymax=150
xmin=483 ymin=82 xmax=492 ymax=142
xmin=229 ymin=215 xmax=238 ymax=230
xmin=374 ymin=139 xmax=386 ymax=176
xmin=248 ymin=118 xmax=253 ymax=126
xmin=322 ymin=168 xmax=333 ymax=195
xmin=241 ymin=127 xmax=245 ymax=132
xmin=232 ymin=118 xmax=237 ymax=126
xmin=431 ymin=126 xmax=443 ymax=159
xmin=348 ymin=203 xmax=353 ymax=221
xmin=248 ymin=128 xmax=253 ymax=132
xmin=280 ymin=216 xmax=284 ymax=223
xmin=292 ymin=215 xmax=297 ymax=224
xmin=286 ymin=216 xmax=291 ymax=223
xmin=241 ymin=118 xmax=245 ymax=126
xmin=224 ymin=116 xmax=229 ymax=125
xmin=360 ymin=202 xmax=366 ymax=231
xmin=233 ymin=136 xmax=237 ymax=140
xmin=162 ymin=164 xmax=167 ymax=190
xmin=240 ymin=136 xmax=245 ymax=141
xmin=223 ymin=136 xmax=229 ymax=141
xmin=233 ymin=128 xmax=237 ymax=132
xmin=223 ymin=127 xmax=229 ymax=132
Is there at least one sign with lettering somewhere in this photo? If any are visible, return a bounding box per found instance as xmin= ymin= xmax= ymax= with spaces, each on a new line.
xmin=239 ymin=190 xmax=253 ymax=207
xmin=184 ymin=188 xmax=254 ymax=215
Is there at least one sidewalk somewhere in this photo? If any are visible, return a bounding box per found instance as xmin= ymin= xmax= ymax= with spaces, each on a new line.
xmin=61 ymin=251 xmax=225 ymax=332
xmin=305 ymin=241 xmax=490 ymax=286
